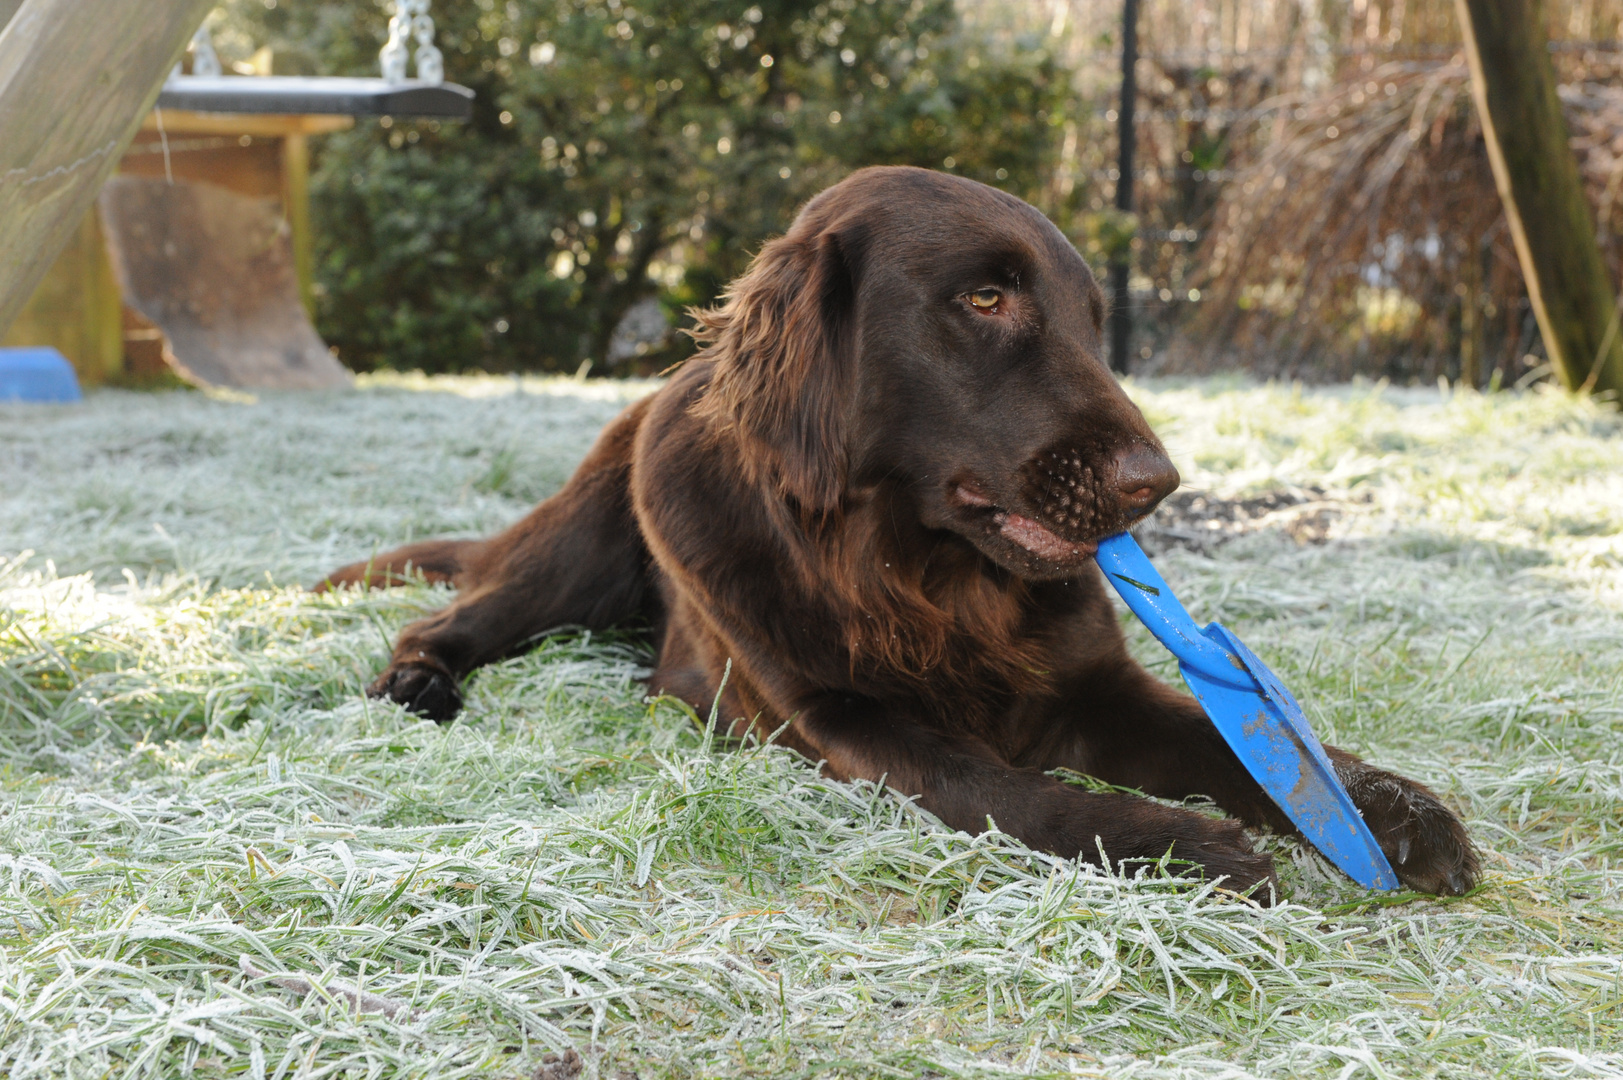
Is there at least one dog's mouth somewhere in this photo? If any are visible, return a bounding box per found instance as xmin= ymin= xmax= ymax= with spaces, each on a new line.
xmin=951 ymin=482 xmax=1099 ymax=567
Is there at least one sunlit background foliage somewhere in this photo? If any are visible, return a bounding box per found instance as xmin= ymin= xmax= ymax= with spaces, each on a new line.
xmin=212 ymin=0 xmax=1070 ymax=374
xmin=208 ymin=0 xmax=1623 ymax=382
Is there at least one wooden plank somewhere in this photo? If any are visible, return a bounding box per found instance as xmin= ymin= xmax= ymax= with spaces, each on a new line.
xmin=0 ymin=207 xmax=122 ymax=384
xmin=281 ymin=132 xmax=314 ymax=314
xmin=140 ymin=110 xmax=354 ymax=138
xmin=1455 ymin=0 xmax=1623 ymax=395
xmin=99 ymin=176 xmax=351 ymax=390
xmin=9 ymin=111 xmax=341 ymax=377
xmin=125 ymin=122 xmax=323 ymax=315
xmin=0 ymin=0 xmax=215 ymax=336
xmin=122 ymin=129 xmax=287 ymax=199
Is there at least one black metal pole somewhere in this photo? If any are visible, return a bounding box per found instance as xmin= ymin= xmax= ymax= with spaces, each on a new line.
xmin=1108 ymin=0 xmax=1137 ymax=375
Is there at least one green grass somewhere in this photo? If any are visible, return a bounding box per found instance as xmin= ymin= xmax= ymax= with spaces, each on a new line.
xmin=1 ymin=373 xmax=1621 ymax=1078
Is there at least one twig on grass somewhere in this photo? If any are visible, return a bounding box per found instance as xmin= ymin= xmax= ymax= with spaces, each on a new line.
xmin=238 ymin=955 xmax=420 ymax=1021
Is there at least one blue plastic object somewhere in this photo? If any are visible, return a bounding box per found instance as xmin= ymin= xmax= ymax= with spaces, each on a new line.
xmin=0 ymin=348 xmax=83 ymax=403
xmin=1095 ymin=532 xmax=1399 ymax=890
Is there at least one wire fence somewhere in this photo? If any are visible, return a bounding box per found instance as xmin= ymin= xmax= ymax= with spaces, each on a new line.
xmin=1047 ymin=0 xmax=1623 ymax=381
xmin=1074 ymin=38 xmax=1623 ymax=66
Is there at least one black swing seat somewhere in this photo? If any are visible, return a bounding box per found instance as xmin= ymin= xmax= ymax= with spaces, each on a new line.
xmin=158 ymin=75 xmax=473 ymax=119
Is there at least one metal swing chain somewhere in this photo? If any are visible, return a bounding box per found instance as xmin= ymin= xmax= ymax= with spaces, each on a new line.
xmin=380 ymin=0 xmax=444 ymax=86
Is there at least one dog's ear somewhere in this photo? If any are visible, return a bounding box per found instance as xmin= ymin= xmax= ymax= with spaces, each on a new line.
xmin=689 ymin=226 xmax=860 ymax=514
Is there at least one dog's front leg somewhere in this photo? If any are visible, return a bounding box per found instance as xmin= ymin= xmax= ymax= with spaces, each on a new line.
xmin=365 ymin=400 xmax=657 ymax=721
xmin=791 ymin=692 xmax=1278 ymax=898
xmin=1029 ymin=665 xmax=1479 ymax=895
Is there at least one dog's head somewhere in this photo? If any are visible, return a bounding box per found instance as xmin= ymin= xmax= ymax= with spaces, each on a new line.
xmin=693 ymin=166 xmax=1177 ymax=581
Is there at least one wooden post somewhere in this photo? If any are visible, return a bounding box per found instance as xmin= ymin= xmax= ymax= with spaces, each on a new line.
xmin=281 ymin=132 xmax=314 ymax=315
xmin=1455 ymin=0 xmax=1623 ymax=395
xmin=0 ymin=207 xmax=122 ymax=382
xmin=0 ymin=0 xmax=215 ymax=337
xmin=1108 ymin=0 xmax=1138 ymax=375
xmin=1459 ymin=239 xmax=1484 ymax=389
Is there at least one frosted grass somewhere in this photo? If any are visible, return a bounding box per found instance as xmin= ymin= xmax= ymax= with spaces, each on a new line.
xmin=1 ymin=374 xmax=1620 ymax=1078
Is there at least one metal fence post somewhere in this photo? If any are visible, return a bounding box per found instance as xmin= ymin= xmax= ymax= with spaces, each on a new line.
xmin=1109 ymin=0 xmax=1137 ymax=375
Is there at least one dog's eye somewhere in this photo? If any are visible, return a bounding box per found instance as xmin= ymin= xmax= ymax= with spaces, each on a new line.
xmin=967 ymin=288 xmax=1002 ymax=311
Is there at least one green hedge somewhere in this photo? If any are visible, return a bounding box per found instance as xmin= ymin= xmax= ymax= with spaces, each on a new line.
xmin=216 ymin=0 xmax=1075 ymax=373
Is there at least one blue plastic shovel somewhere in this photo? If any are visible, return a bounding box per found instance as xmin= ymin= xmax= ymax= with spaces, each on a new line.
xmin=1094 ymin=532 xmax=1399 ymax=890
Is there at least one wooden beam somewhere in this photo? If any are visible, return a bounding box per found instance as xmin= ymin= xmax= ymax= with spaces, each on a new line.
xmin=281 ymin=132 xmax=314 ymax=315
xmin=140 ymin=110 xmax=354 ymax=138
xmin=0 ymin=0 xmax=215 ymax=336
xmin=1 ymin=207 xmax=122 ymax=383
xmin=1455 ymin=0 xmax=1623 ymax=396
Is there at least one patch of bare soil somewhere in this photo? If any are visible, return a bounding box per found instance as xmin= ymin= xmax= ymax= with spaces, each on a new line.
xmin=532 ymin=1049 xmax=583 ymax=1080
xmin=1135 ymin=487 xmax=1349 ymax=554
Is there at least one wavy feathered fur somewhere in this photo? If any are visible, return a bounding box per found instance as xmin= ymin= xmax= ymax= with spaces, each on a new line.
xmin=328 ymin=166 xmax=1479 ymax=900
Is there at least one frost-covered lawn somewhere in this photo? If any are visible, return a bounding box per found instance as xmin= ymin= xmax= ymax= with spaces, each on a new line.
xmin=1 ymin=373 xmax=1621 ymax=1079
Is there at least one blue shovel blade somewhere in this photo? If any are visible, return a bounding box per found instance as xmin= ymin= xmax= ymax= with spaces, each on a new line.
xmin=1095 ymin=533 xmax=1399 ymax=891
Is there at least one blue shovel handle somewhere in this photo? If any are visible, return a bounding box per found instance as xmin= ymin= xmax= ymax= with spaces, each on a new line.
xmin=1095 ymin=532 xmax=1400 ymax=891
xmin=1091 ymin=536 xmax=1249 ymax=687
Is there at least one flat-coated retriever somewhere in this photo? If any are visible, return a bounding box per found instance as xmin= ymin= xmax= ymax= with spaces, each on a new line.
xmin=322 ymin=167 xmax=1476 ymax=897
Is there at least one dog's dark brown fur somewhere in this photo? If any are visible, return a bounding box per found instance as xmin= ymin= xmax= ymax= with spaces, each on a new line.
xmin=321 ymin=167 xmax=1476 ymax=898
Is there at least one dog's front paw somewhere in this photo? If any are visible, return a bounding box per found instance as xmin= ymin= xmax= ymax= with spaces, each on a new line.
xmin=368 ymin=661 xmax=463 ymax=723
xmin=1337 ymin=759 xmax=1478 ymax=895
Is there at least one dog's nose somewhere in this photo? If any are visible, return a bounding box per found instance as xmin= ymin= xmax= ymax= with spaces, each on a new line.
xmin=1114 ymin=445 xmax=1179 ymax=516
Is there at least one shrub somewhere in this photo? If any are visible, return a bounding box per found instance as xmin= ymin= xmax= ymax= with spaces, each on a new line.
xmin=216 ymin=0 xmax=1073 ymax=374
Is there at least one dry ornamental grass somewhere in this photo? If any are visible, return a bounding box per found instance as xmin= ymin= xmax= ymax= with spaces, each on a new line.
xmin=1188 ymin=55 xmax=1623 ymax=387
xmin=1 ymin=373 xmax=1621 ymax=1078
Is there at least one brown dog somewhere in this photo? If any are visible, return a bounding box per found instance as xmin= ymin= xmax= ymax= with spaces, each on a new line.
xmin=322 ymin=167 xmax=1476 ymax=898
